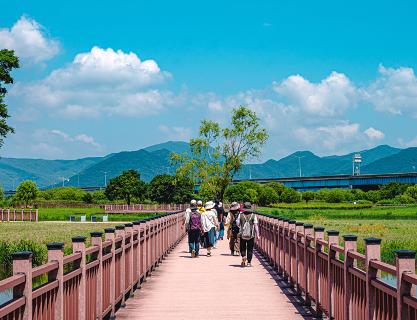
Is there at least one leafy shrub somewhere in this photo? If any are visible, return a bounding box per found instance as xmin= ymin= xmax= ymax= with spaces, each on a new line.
xmin=243 ymin=188 xmax=258 ymax=203
xmin=0 ymin=240 xmax=46 ymax=279
xmin=280 ymin=188 xmax=301 ymax=203
xmin=258 ymin=186 xmax=279 ymax=206
xmin=405 ymin=185 xmax=417 ymax=200
xmin=393 ymin=195 xmax=416 ymax=204
xmin=302 ymin=191 xmax=315 ymax=203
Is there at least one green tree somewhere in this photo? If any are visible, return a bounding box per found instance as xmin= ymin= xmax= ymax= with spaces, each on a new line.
xmin=405 ymin=185 xmax=417 ymax=200
xmin=379 ymin=182 xmax=409 ymax=200
xmin=173 ymin=106 xmax=268 ymax=201
xmin=264 ymin=182 xmax=285 ymax=199
xmin=15 ymin=180 xmax=38 ymax=207
xmin=105 ymin=170 xmax=147 ymax=205
xmin=324 ymin=189 xmax=347 ymax=203
xmin=224 ymin=181 xmax=262 ymax=202
xmin=280 ymin=187 xmax=301 ymax=203
xmin=244 ymin=188 xmax=258 ymax=203
xmin=0 ymin=50 xmax=19 ymax=147
xmin=258 ymin=186 xmax=279 ymax=206
xmin=148 ymin=174 xmax=193 ymax=203
xmin=302 ymin=191 xmax=315 ymax=203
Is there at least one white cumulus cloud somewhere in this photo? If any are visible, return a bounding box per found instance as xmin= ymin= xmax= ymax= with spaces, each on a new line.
xmin=364 ymin=65 xmax=417 ymax=117
xmin=364 ymin=127 xmax=385 ymax=140
xmin=274 ymin=71 xmax=358 ymax=117
xmin=10 ymin=47 xmax=178 ymax=119
xmin=51 ymin=129 xmax=100 ymax=148
xmin=0 ymin=16 xmax=60 ymax=63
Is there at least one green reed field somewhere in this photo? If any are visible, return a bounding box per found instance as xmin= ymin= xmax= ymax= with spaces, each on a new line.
xmin=258 ymin=204 xmax=417 ymax=265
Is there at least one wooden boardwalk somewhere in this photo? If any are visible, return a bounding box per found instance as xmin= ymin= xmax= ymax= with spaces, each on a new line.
xmin=116 ymin=237 xmax=314 ymax=319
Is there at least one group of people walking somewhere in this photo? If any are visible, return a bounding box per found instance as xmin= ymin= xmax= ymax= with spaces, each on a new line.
xmin=182 ymin=199 xmax=259 ymax=267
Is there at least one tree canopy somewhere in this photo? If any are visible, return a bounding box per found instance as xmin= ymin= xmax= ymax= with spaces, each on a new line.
xmin=148 ymin=174 xmax=194 ymax=203
xmin=173 ymin=106 xmax=268 ymax=200
xmin=15 ymin=180 xmax=38 ymax=207
xmin=105 ymin=170 xmax=147 ymax=205
xmin=0 ymin=49 xmax=19 ymax=147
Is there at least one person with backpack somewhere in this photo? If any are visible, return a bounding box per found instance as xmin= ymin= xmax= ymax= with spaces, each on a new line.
xmin=214 ymin=200 xmax=225 ymax=241
xmin=201 ymin=201 xmax=219 ymax=257
xmin=226 ymin=201 xmax=241 ymax=255
xmin=182 ymin=199 xmax=197 ymax=253
xmin=184 ymin=200 xmax=203 ymax=257
xmin=197 ymin=200 xmax=206 ymax=248
xmin=236 ymin=202 xmax=259 ymax=267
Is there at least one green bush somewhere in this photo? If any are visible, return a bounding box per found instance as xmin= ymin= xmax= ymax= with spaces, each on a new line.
xmin=393 ymin=195 xmax=416 ymax=204
xmin=258 ymin=186 xmax=279 ymax=206
xmin=324 ymin=189 xmax=352 ymax=203
xmin=0 ymin=240 xmax=46 ymax=279
xmin=280 ymin=188 xmax=301 ymax=203
xmin=302 ymin=191 xmax=315 ymax=203
xmin=405 ymin=185 xmax=417 ymax=200
xmin=243 ymin=188 xmax=258 ymax=203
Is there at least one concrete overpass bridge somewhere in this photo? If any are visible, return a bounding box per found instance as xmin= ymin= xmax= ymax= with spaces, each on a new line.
xmin=1 ymin=212 xmax=417 ymax=319
xmin=232 ymin=172 xmax=417 ymax=191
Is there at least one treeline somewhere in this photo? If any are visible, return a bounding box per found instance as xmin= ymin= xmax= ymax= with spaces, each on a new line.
xmin=224 ymin=181 xmax=417 ymax=206
xmin=0 ymin=170 xmax=194 ymax=207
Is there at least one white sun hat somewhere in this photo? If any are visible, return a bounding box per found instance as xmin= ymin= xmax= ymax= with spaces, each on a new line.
xmin=205 ymin=201 xmax=215 ymax=210
xmin=197 ymin=200 xmax=203 ymax=206
xmin=190 ymin=199 xmax=197 ymax=205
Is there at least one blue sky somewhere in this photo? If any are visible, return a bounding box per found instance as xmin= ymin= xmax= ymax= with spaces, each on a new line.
xmin=1 ymin=0 xmax=417 ymax=161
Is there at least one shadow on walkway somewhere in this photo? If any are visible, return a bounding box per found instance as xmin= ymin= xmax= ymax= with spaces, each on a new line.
xmin=254 ymin=250 xmax=317 ymax=320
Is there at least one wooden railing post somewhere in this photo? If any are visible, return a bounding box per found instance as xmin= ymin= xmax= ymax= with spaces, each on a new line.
xmin=283 ymin=219 xmax=289 ymax=279
xmin=303 ymin=224 xmax=313 ymax=305
xmin=327 ymin=230 xmax=339 ymax=318
xmin=395 ymin=250 xmax=416 ymax=320
xmin=115 ymin=225 xmax=126 ymax=307
xmin=133 ymin=221 xmax=141 ymax=284
xmin=104 ymin=228 xmax=116 ymax=319
xmin=12 ymin=251 xmax=33 ymax=320
xmin=125 ymin=223 xmax=134 ymax=297
xmin=91 ymin=232 xmax=103 ymax=320
xmin=272 ymin=218 xmax=279 ymax=270
xmin=288 ymin=220 xmax=296 ymax=284
xmin=343 ymin=235 xmax=357 ymax=320
xmin=364 ymin=237 xmax=381 ymax=320
xmin=277 ymin=218 xmax=284 ymax=274
xmin=295 ymin=222 xmax=304 ymax=294
xmin=314 ymin=226 xmax=325 ymax=316
xmin=47 ymin=242 xmax=65 ymax=320
xmin=72 ymin=236 xmax=87 ymax=320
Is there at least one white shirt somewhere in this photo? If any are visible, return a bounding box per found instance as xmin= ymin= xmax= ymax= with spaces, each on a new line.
xmin=201 ymin=209 xmax=218 ymax=233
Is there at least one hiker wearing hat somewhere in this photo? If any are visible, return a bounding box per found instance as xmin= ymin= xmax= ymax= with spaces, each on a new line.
xmin=182 ymin=199 xmax=197 ymax=253
xmin=184 ymin=200 xmax=203 ymax=258
xmin=226 ymin=201 xmax=241 ymax=255
xmin=214 ymin=200 xmax=225 ymax=241
xmin=236 ymin=202 xmax=259 ymax=267
xmin=197 ymin=200 xmax=206 ymax=248
xmin=201 ymin=200 xmax=219 ymax=257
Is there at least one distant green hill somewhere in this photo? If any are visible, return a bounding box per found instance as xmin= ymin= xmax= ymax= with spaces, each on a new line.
xmin=0 ymin=142 xmax=415 ymax=190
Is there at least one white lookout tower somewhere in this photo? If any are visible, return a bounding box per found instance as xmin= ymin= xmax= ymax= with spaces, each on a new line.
xmin=352 ymin=153 xmax=362 ymax=176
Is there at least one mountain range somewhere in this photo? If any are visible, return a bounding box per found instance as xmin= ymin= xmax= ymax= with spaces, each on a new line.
xmin=0 ymin=141 xmax=416 ymax=190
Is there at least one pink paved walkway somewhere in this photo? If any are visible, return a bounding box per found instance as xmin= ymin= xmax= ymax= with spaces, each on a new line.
xmin=116 ymin=237 xmax=312 ymax=319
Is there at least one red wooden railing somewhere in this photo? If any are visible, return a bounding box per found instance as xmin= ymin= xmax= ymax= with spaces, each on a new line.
xmin=256 ymin=213 xmax=417 ymax=320
xmin=0 ymin=211 xmax=185 ymax=320
xmin=0 ymin=209 xmax=38 ymax=222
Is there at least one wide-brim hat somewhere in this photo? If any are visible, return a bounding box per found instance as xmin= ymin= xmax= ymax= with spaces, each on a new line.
xmin=230 ymin=202 xmax=240 ymax=210
xmin=205 ymin=201 xmax=215 ymax=210
xmin=243 ymin=202 xmax=252 ymax=209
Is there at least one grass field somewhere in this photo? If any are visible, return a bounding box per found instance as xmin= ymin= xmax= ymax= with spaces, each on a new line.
xmin=258 ymin=205 xmax=417 ymax=264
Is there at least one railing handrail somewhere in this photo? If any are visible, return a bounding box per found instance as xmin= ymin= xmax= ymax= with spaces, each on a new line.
xmin=255 ymin=211 xmax=417 ymax=319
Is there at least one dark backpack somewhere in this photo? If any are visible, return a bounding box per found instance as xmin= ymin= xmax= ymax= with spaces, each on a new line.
xmin=231 ymin=213 xmax=240 ymax=235
xmin=189 ymin=210 xmax=201 ymax=230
